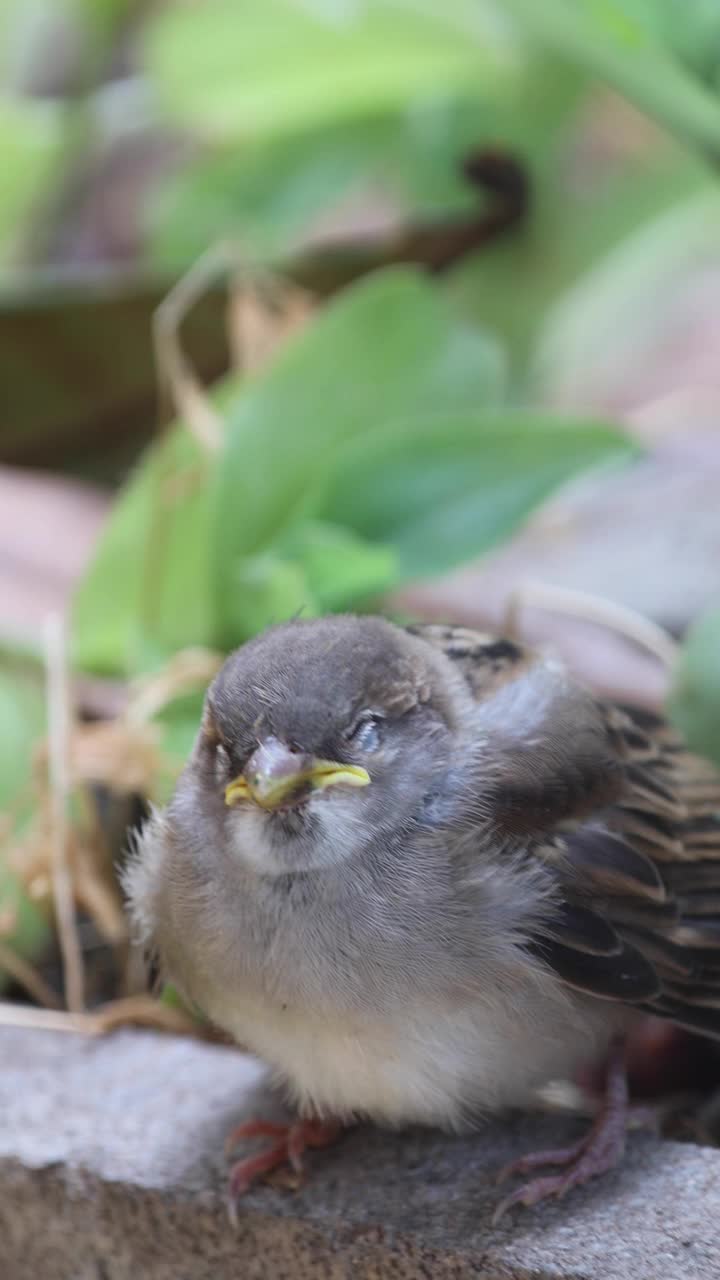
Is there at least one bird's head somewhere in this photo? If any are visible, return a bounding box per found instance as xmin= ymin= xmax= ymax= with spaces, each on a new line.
xmin=193 ymin=615 xmax=459 ymax=874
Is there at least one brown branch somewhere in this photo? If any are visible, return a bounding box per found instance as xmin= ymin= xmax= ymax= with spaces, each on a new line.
xmin=288 ymin=146 xmax=531 ymax=293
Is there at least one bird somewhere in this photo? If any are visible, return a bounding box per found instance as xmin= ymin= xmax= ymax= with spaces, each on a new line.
xmin=124 ymin=613 xmax=720 ymax=1217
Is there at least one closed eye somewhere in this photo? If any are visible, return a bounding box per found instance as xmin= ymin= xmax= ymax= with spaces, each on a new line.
xmin=345 ymin=712 xmax=383 ymax=753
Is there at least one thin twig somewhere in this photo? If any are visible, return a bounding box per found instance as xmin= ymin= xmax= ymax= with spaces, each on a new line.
xmin=0 ymin=940 xmax=62 ymax=1010
xmin=153 ymin=242 xmax=233 ymax=453
xmin=125 ymin=647 xmax=223 ymax=726
xmin=44 ymin=614 xmax=85 ymax=1013
xmin=141 ymin=245 xmax=237 ymax=643
xmin=0 ymin=997 xmax=208 ymax=1040
xmin=504 ymin=581 xmax=680 ymax=670
xmin=0 ymin=1002 xmax=93 ymax=1033
xmin=89 ymin=995 xmax=206 ymax=1038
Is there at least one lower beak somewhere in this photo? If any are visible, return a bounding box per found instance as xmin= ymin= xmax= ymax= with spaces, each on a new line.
xmin=224 ymin=736 xmax=370 ymax=811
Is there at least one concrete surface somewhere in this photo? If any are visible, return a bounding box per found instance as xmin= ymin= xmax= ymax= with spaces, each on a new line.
xmin=1 ymin=1027 xmax=719 ymax=1280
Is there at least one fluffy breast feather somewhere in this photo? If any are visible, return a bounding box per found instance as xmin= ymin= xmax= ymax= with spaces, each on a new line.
xmin=199 ymin=978 xmax=621 ymax=1128
xmin=124 ymin=812 xmax=620 ymax=1128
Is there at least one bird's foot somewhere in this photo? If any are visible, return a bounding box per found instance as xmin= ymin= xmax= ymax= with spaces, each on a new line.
xmin=225 ymin=1117 xmax=342 ymax=1205
xmin=493 ymin=1037 xmax=657 ymax=1222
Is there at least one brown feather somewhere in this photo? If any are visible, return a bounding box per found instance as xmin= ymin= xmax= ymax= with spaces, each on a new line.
xmin=409 ymin=622 xmax=720 ymax=1035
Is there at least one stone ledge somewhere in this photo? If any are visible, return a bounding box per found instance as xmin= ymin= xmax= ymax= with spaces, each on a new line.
xmin=1 ymin=1027 xmax=719 ymax=1280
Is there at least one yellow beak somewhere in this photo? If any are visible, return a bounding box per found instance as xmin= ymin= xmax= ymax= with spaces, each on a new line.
xmin=224 ymin=736 xmax=370 ymax=811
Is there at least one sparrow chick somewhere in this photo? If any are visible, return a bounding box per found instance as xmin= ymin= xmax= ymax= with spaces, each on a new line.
xmin=125 ymin=615 xmax=720 ymax=1214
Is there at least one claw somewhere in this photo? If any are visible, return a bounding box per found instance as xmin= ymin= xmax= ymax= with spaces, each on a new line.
xmin=225 ymin=1119 xmax=287 ymax=1158
xmin=224 ymin=1116 xmax=342 ymax=1211
xmin=493 ymin=1037 xmax=657 ymax=1220
xmin=495 ymin=1134 xmax=587 ymax=1186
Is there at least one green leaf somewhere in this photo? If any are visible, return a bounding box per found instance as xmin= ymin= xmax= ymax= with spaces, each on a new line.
xmin=658 ymin=0 xmax=720 ymax=87
xmin=150 ymin=115 xmax=396 ymax=269
xmin=75 ymin=267 xmax=502 ymax=671
xmin=320 ymin=411 xmax=639 ymax=578
xmin=212 ymin=266 xmax=506 ymax=643
xmin=278 ymin=522 xmax=398 ymax=611
xmin=72 ymin=427 xmax=217 ymax=676
xmin=219 ymin=523 xmax=398 ymax=641
xmin=75 ymin=266 xmax=638 ymax=672
xmin=669 ymin=606 xmax=720 ymax=766
xmin=450 ymin=130 xmax=708 ymax=379
xmin=502 ymin=0 xmax=720 ymax=161
xmin=149 ymin=63 xmax=584 ymax=269
xmin=143 ymin=0 xmax=505 ymax=142
xmin=0 ymin=656 xmax=52 ymax=987
xmin=531 ymin=189 xmax=720 ymax=403
xmin=227 ymin=551 xmax=319 ymax=642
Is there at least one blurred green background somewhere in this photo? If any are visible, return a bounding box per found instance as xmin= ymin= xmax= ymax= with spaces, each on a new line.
xmin=2 ymin=0 xmax=720 ymax=1011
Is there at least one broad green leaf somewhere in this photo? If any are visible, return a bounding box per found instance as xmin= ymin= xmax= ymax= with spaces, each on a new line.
xmin=0 ymin=657 xmax=52 ymax=987
xmin=669 ymin=606 xmax=720 ymax=767
xmin=228 ymin=551 xmax=319 ymax=643
xmin=143 ymin=0 xmax=506 ymax=143
xmin=72 ymin=427 xmax=217 ymax=675
xmin=502 ymin=0 xmax=720 ymax=161
xmin=225 ymin=521 xmax=398 ymax=639
xmin=213 ymin=266 xmax=506 ymax=643
xmin=222 ymin=526 xmax=397 ymax=642
xmin=71 ymin=267 xmax=499 ymax=670
xmin=217 ymin=268 xmax=506 ymax=553
xmin=141 ymin=410 xmax=637 ymax=786
xmin=150 ymin=97 xmax=492 ymax=269
xmin=450 ymin=131 xmax=708 ymax=379
xmin=75 ymin=266 xmax=638 ymax=671
xmin=658 ymin=1 xmax=720 ymax=87
xmin=531 ymin=189 xmax=720 ymax=404
xmin=149 ymin=62 xmax=584 ymax=268
xmin=276 ymin=522 xmax=398 ymax=611
xmin=150 ymin=115 xmax=397 ymax=269
xmin=320 ymin=411 xmax=639 ymax=578
xmin=73 ymin=267 xmax=505 ymax=671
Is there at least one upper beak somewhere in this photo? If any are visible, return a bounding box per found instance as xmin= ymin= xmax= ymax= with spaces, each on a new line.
xmin=224 ymin=735 xmax=370 ymax=811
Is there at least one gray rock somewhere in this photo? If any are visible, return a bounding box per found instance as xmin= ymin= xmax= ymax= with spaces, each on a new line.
xmin=0 ymin=1026 xmax=718 ymax=1280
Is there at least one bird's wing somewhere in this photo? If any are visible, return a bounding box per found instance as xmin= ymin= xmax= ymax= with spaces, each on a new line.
xmin=408 ymin=622 xmax=720 ymax=1035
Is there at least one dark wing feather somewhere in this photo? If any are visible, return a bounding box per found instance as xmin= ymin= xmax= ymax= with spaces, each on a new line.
xmin=410 ymin=622 xmax=720 ymax=1037
xmin=550 ymin=715 xmax=720 ymax=1034
xmin=409 ymin=622 xmax=625 ymax=832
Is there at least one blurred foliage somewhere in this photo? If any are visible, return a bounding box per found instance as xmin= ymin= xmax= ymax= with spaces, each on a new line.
xmin=0 ymin=0 xmax=714 ymax=455
xmin=2 ymin=0 xmax=720 ymax=995
xmin=143 ymin=0 xmax=495 ymax=139
xmin=532 ymin=187 xmax=720 ymax=401
xmin=0 ymin=275 xmax=228 ymax=472
xmin=670 ymin=607 xmax=720 ymax=767
xmin=1 ymin=0 xmax=719 ymax=274
xmin=503 ymin=0 xmax=720 ymax=157
xmin=0 ymin=653 xmax=52 ymax=989
xmin=143 ymin=1 xmax=582 ymax=266
xmin=73 ymin=267 xmax=637 ymax=674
